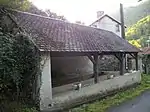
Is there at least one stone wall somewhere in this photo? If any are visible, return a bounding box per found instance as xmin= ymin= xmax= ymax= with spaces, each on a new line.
xmin=48 ymin=71 xmax=141 ymax=111
xmin=40 ymin=54 xmax=52 ymax=110
xmin=98 ymin=55 xmax=119 ymax=71
xmin=52 ymin=71 xmax=120 ymax=95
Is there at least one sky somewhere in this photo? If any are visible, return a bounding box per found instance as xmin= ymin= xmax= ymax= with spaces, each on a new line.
xmin=30 ymin=0 xmax=143 ymax=25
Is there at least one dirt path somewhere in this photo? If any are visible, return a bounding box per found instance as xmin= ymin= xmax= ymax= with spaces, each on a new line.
xmin=107 ymin=90 xmax=150 ymax=112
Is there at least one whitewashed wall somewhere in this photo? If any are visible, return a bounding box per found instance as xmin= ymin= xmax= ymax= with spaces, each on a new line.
xmin=92 ymin=16 xmax=122 ymax=37
xmin=50 ymin=71 xmax=141 ymax=111
xmin=40 ymin=53 xmax=53 ymax=110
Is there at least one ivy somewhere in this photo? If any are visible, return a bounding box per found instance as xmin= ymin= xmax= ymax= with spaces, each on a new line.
xmin=0 ymin=27 xmax=41 ymax=105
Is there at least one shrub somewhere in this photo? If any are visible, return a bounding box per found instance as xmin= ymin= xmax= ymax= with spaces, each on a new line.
xmin=0 ymin=100 xmax=38 ymax=112
xmin=0 ymin=27 xmax=40 ymax=105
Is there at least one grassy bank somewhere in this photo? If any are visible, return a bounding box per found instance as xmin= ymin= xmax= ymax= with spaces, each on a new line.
xmin=70 ymin=74 xmax=150 ymax=112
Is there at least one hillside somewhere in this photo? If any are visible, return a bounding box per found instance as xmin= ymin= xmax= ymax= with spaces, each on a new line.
xmin=112 ymin=0 xmax=150 ymax=26
xmin=126 ymin=15 xmax=150 ymax=47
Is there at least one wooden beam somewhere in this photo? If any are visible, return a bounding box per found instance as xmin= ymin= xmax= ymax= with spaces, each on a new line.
xmin=114 ymin=53 xmax=121 ymax=62
xmin=87 ymin=55 xmax=95 ymax=64
xmin=128 ymin=53 xmax=136 ymax=59
xmin=99 ymin=54 xmax=103 ymax=59
xmin=120 ymin=53 xmax=125 ymax=75
xmin=93 ymin=54 xmax=98 ymax=83
xmin=128 ymin=52 xmax=138 ymax=71
xmin=135 ymin=53 xmax=138 ymax=71
xmin=50 ymin=51 xmax=99 ymax=57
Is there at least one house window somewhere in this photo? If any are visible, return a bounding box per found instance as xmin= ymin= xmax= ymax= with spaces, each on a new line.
xmin=116 ymin=24 xmax=120 ymax=32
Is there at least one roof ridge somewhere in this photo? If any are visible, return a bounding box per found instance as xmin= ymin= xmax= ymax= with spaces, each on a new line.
xmin=1 ymin=7 xmax=96 ymax=28
xmin=0 ymin=7 xmax=125 ymax=36
xmin=0 ymin=7 xmax=73 ymax=24
xmin=89 ymin=13 xmax=127 ymax=28
xmin=6 ymin=8 xmax=67 ymax=21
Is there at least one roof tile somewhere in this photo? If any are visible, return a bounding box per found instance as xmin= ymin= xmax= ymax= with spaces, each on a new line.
xmin=3 ymin=9 xmax=140 ymax=53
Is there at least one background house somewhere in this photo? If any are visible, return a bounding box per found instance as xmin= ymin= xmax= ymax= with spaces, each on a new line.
xmin=90 ymin=11 xmax=123 ymax=72
xmin=90 ymin=11 xmax=126 ymax=37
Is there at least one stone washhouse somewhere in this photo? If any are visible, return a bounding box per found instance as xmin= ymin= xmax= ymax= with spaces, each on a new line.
xmin=0 ymin=8 xmax=141 ymax=112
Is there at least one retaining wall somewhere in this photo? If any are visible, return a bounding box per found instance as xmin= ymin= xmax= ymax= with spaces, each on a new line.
xmin=45 ymin=71 xmax=141 ymax=112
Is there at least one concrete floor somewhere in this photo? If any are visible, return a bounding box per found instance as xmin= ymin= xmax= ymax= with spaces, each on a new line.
xmin=107 ymin=90 xmax=150 ymax=112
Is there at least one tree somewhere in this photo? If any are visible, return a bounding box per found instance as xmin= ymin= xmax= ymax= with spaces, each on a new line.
xmin=0 ymin=0 xmax=68 ymax=21
xmin=126 ymin=15 xmax=150 ymax=47
xmin=0 ymin=26 xmax=40 ymax=103
xmin=0 ymin=0 xmax=47 ymax=16
xmin=128 ymin=39 xmax=141 ymax=48
xmin=45 ymin=9 xmax=67 ymax=21
xmin=75 ymin=21 xmax=85 ymax=25
xmin=111 ymin=0 xmax=150 ymax=26
xmin=26 ymin=3 xmax=47 ymax=16
xmin=0 ymin=0 xmax=31 ymax=10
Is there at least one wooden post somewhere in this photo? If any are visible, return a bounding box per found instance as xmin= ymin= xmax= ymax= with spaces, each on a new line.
xmin=135 ymin=53 xmax=138 ymax=71
xmin=94 ymin=54 xmax=98 ymax=83
xmin=120 ymin=53 xmax=125 ymax=75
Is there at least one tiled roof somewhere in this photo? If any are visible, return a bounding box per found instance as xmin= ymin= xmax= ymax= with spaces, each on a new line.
xmin=2 ymin=9 xmax=139 ymax=53
xmin=141 ymin=47 xmax=150 ymax=55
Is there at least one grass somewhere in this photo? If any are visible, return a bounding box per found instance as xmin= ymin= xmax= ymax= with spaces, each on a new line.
xmin=70 ymin=74 xmax=150 ymax=112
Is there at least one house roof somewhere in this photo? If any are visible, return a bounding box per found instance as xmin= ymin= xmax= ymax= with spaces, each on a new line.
xmin=1 ymin=9 xmax=139 ymax=53
xmin=141 ymin=47 xmax=150 ymax=55
xmin=90 ymin=14 xmax=127 ymax=28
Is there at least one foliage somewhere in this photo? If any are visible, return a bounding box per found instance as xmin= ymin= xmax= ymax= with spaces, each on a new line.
xmin=112 ymin=0 xmax=150 ymax=26
xmin=128 ymin=39 xmax=141 ymax=48
xmin=70 ymin=74 xmax=150 ymax=112
xmin=125 ymin=0 xmax=150 ymax=26
xmin=45 ymin=9 xmax=67 ymax=21
xmin=0 ymin=26 xmax=40 ymax=104
xmin=0 ymin=100 xmax=38 ymax=112
xmin=0 ymin=0 xmax=31 ymax=10
xmin=27 ymin=6 xmax=68 ymax=21
xmin=0 ymin=0 xmax=68 ymax=21
xmin=126 ymin=15 xmax=150 ymax=47
xmin=143 ymin=55 xmax=150 ymax=74
xmin=124 ymin=0 xmax=150 ymax=26
xmin=27 ymin=7 xmax=68 ymax=21
xmin=75 ymin=21 xmax=85 ymax=25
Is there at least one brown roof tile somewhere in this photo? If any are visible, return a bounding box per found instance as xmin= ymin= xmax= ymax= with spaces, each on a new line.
xmin=2 ymin=9 xmax=140 ymax=53
xmin=141 ymin=47 xmax=150 ymax=55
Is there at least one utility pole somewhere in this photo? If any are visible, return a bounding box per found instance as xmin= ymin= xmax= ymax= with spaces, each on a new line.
xmin=120 ymin=3 xmax=125 ymax=39
xmin=120 ymin=3 xmax=127 ymax=71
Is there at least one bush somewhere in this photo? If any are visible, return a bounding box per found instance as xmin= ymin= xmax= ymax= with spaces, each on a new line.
xmin=0 ymin=27 xmax=40 ymax=105
xmin=0 ymin=100 xmax=38 ymax=112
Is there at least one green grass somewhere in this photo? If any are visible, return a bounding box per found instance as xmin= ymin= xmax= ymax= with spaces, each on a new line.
xmin=70 ymin=74 xmax=150 ymax=112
